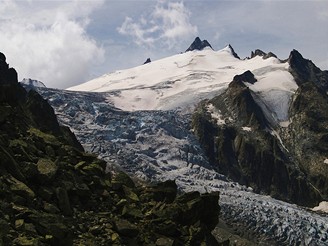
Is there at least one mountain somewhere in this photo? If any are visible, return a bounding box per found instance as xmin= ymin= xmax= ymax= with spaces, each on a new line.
xmin=185 ymin=37 xmax=213 ymax=52
xmin=20 ymin=78 xmax=46 ymax=89
xmin=36 ymin=38 xmax=328 ymax=245
xmin=67 ymin=42 xmax=294 ymax=115
xmin=0 ymin=52 xmax=221 ymax=245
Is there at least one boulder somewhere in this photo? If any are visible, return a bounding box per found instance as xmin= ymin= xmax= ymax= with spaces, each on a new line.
xmin=114 ymin=219 xmax=139 ymax=237
xmin=55 ymin=187 xmax=72 ymax=216
xmin=36 ymin=158 xmax=58 ymax=183
xmin=7 ymin=176 xmax=35 ymax=200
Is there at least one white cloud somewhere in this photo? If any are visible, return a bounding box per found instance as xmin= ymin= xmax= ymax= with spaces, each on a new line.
xmin=117 ymin=0 xmax=197 ymax=48
xmin=118 ymin=16 xmax=158 ymax=46
xmin=0 ymin=0 xmax=105 ymax=89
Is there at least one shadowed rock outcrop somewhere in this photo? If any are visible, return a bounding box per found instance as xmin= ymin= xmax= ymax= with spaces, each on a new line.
xmin=192 ymin=70 xmax=322 ymax=206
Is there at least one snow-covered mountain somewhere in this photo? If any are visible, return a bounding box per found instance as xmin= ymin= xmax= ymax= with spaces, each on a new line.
xmin=35 ymin=37 xmax=328 ymax=245
xmin=68 ymin=42 xmax=296 ymax=121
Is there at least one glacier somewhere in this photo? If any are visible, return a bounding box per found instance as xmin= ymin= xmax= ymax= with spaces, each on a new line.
xmin=35 ymin=46 xmax=328 ymax=245
xmin=37 ymin=86 xmax=328 ymax=245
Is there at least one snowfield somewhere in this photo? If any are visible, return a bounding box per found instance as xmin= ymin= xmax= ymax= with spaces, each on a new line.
xmin=36 ymin=46 xmax=328 ymax=245
xmin=68 ymin=46 xmax=297 ymax=125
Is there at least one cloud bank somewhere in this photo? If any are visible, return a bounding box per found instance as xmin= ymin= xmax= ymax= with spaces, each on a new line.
xmin=0 ymin=0 xmax=104 ymax=88
xmin=118 ymin=1 xmax=197 ymax=48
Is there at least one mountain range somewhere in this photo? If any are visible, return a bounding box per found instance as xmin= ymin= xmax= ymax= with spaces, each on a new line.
xmin=2 ymin=37 xmax=328 ymax=245
xmin=67 ymin=37 xmax=328 ymax=206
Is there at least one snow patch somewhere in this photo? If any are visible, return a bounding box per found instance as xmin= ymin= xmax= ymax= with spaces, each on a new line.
xmin=241 ymin=126 xmax=252 ymax=132
xmin=312 ymin=201 xmax=328 ymax=213
xmin=280 ymin=120 xmax=291 ymax=127
xmin=324 ymin=159 xmax=328 ymax=165
xmin=206 ymin=103 xmax=225 ymax=125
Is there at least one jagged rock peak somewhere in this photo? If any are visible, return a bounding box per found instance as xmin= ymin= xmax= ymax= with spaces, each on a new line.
xmin=0 ymin=52 xmax=6 ymax=62
xmin=288 ymin=49 xmax=328 ymax=91
xmin=0 ymin=52 xmax=8 ymax=70
xmin=185 ymin=37 xmax=213 ymax=52
xmin=0 ymin=51 xmax=17 ymax=85
xmin=288 ymin=49 xmax=304 ymax=64
xmin=143 ymin=58 xmax=151 ymax=64
xmin=251 ymin=49 xmax=277 ymax=59
xmin=224 ymin=44 xmax=240 ymax=59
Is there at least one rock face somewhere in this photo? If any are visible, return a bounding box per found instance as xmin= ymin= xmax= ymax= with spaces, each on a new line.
xmin=0 ymin=52 xmax=221 ymax=245
xmin=250 ymin=49 xmax=277 ymax=59
xmin=192 ymin=68 xmax=325 ymax=206
xmin=288 ymin=49 xmax=328 ymax=92
xmin=227 ymin=44 xmax=240 ymax=59
xmin=143 ymin=58 xmax=151 ymax=64
xmin=186 ymin=37 xmax=213 ymax=52
xmin=279 ymin=52 xmax=328 ymax=202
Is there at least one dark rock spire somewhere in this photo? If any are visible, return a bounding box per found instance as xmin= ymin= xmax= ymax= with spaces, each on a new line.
xmin=143 ymin=58 xmax=151 ymax=64
xmin=185 ymin=37 xmax=213 ymax=52
xmin=227 ymin=44 xmax=240 ymax=59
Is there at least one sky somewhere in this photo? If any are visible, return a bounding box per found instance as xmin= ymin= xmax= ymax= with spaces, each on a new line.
xmin=0 ymin=0 xmax=327 ymax=89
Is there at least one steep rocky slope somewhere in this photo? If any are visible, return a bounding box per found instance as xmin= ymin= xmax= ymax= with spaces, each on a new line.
xmin=192 ymin=50 xmax=328 ymax=207
xmin=0 ymin=52 xmax=221 ymax=245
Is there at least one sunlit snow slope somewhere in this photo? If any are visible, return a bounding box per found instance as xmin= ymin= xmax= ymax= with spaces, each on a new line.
xmin=68 ymin=46 xmax=297 ymax=118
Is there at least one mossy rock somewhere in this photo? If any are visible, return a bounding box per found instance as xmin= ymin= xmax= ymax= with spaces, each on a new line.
xmin=142 ymin=180 xmax=177 ymax=203
xmin=12 ymin=236 xmax=39 ymax=246
xmin=114 ymin=219 xmax=139 ymax=237
xmin=7 ymin=176 xmax=35 ymax=200
xmin=36 ymin=158 xmax=58 ymax=183
xmin=112 ymin=171 xmax=135 ymax=190
xmin=123 ymin=185 xmax=139 ymax=202
xmin=28 ymin=128 xmax=61 ymax=146
xmin=156 ymin=237 xmax=174 ymax=246
xmin=82 ymin=163 xmax=104 ymax=176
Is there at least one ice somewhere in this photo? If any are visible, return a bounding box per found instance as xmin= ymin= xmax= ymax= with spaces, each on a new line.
xmin=313 ymin=201 xmax=328 ymax=213
xmin=37 ymin=87 xmax=328 ymax=245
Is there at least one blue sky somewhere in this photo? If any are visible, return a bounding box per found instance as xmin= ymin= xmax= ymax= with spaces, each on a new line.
xmin=1 ymin=0 xmax=327 ymax=88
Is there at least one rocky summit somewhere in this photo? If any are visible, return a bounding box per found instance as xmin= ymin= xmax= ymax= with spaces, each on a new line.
xmin=185 ymin=37 xmax=213 ymax=52
xmin=191 ymin=49 xmax=328 ymax=207
xmin=0 ymin=52 xmax=221 ymax=245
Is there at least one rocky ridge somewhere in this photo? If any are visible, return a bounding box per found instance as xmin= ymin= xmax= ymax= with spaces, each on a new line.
xmin=192 ymin=49 xmax=328 ymax=207
xmin=0 ymin=52 xmax=221 ymax=245
xmin=192 ymin=70 xmax=321 ymax=206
